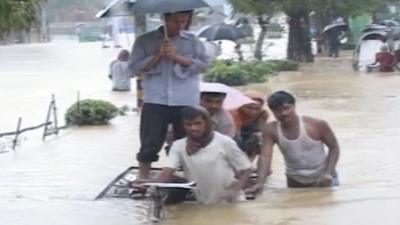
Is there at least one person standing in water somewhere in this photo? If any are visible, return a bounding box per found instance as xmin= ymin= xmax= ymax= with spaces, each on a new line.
xmin=247 ymin=91 xmax=340 ymax=193
xmin=109 ymin=49 xmax=132 ymax=91
xmin=129 ymin=10 xmax=209 ymax=179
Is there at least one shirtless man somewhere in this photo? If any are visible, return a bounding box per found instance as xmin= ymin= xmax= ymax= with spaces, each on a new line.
xmin=247 ymin=91 xmax=340 ymax=192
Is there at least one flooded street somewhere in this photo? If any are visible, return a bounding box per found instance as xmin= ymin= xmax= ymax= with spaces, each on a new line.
xmin=1 ymin=41 xmax=400 ymax=225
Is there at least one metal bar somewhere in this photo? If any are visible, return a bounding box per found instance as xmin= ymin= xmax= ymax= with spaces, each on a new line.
xmin=51 ymin=94 xmax=59 ymax=135
xmin=0 ymin=122 xmax=52 ymax=138
xmin=42 ymin=97 xmax=54 ymax=140
xmin=12 ymin=117 xmax=22 ymax=150
xmin=94 ymin=166 xmax=135 ymax=200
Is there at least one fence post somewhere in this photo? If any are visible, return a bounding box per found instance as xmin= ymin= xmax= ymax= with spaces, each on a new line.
xmin=12 ymin=117 xmax=22 ymax=150
xmin=43 ymin=94 xmax=59 ymax=140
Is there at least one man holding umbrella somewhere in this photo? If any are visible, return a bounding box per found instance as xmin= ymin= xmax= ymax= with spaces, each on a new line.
xmin=130 ymin=10 xmax=209 ymax=179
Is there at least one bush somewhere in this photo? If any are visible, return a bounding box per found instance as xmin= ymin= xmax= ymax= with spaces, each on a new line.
xmin=266 ymin=60 xmax=299 ymax=71
xmin=203 ymin=60 xmax=248 ymax=86
xmin=341 ymin=43 xmax=356 ymax=50
xmin=65 ymin=99 xmax=119 ymax=126
xmin=204 ymin=59 xmax=299 ymax=86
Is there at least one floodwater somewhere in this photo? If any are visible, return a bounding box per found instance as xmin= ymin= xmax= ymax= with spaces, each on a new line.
xmin=1 ymin=40 xmax=400 ymax=225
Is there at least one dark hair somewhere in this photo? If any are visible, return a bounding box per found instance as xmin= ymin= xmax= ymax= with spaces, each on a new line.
xmin=181 ymin=106 xmax=209 ymax=121
xmin=117 ymin=49 xmax=130 ymax=61
xmin=267 ymin=91 xmax=296 ymax=110
xmin=200 ymin=92 xmax=227 ymax=99
xmin=164 ymin=10 xmax=194 ymax=19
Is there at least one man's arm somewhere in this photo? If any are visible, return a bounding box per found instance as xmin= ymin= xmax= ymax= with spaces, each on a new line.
xmin=314 ymin=120 xmax=340 ymax=187
xmin=222 ymin=168 xmax=251 ymax=202
xmin=129 ymin=35 xmax=163 ymax=74
xmin=171 ymin=37 xmax=210 ymax=78
xmin=319 ymin=120 xmax=340 ymax=175
xmin=245 ymin=124 xmax=275 ymax=193
xmin=147 ymin=168 xmax=175 ymax=183
xmin=221 ymin=138 xmax=252 ymax=202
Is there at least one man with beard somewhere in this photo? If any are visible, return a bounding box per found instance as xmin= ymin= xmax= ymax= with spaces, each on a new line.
xmin=137 ymin=106 xmax=251 ymax=204
xmin=246 ymin=91 xmax=340 ymax=193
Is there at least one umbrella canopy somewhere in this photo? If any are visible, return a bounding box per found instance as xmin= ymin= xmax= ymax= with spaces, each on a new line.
xmin=197 ymin=23 xmax=243 ymax=41
xmin=200 ymin=82 xmax=255 ymax=110
xmin=323 ymin=22 xmax=348 ymax=34
xmin=95 ymin=0 xmax=135 ymax=18
xmin=132 ymin=0 xmax=217 ymax=14
xmin=361 ymin=24 xmax=388 ymax=33
xmin=382 ymin=20 xmax=399 ymax=27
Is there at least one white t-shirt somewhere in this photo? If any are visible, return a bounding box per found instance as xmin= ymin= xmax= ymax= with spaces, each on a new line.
xmin=110 ymin=61 xmax=131 ymax=91
xmin=165 ymin=132 xmax=251 ymax=204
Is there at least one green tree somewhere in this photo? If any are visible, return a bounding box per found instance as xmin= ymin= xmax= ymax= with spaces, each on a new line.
xmin=230 ymin=0 xmax=278 ymax=60
xmin=46 ymin=0 xmax=104 ymax=22
xmin=231 ymin=0 xmax=398 ymax=62
xmin=0 ymin=0 xmax=44 ymax=38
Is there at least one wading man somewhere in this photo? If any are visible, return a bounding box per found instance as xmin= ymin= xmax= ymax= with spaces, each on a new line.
xmin=247 ymin=91 xmax=340 ymax=192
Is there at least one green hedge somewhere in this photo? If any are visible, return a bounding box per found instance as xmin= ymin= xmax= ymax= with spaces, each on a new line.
xmin=65 ymin=99 xmax=119 ymax=126
xmin=203 ymin=59 xmax=298 ymax=86
xmin=266 ymin=60 xmax=299 ymax=71
xmin=340 ymin=43 xmax=356 ymax=50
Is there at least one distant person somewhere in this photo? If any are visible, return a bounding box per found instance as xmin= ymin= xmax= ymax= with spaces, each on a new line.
xmin=109 ymin=49 xmax=132 ymax=91
xmin=368 ymin=45 xmax=396 ymax=72
xmin=200 ymin=91 xmax=236 ymax=137
xmin=327 ymin=31 xmax=341 ymax=58
xmin=129 ymin=10 xmax=209 ymax=179
xmin=247 ymin=91 xmax=340 ymax=193
xmin=230 ymin=91 xmax=269 ymax=161
xmin=134 ymin=106 xmax=252 ymax=204
xmin=394 ymin=47 xmax=400 ymax=70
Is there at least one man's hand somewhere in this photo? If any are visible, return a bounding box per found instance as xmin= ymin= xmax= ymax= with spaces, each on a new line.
xmin=163 ymin=42 xmax=178 ymax=59
xmin=314 ymin=173 xmax=333 ymax=187
xmin=244 ymin=182 xmax=264 ymax=194
xmin=221 ymin=188 xmax=237 ymax=203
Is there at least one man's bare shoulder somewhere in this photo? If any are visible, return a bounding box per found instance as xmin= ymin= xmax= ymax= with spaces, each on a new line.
xmin=302 ymin=115 xmax=327 ymax=126
xmin=264 ymin=121 xmax=278 ymax=141
xmin=302 ymin=115 xmax=332 ymax=134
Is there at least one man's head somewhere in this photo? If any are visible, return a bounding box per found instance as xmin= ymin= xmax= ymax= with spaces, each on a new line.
xmin=200 ymin=92 xmax=226 ymax=115
xmin=267 ymin=91 xmax=296 ymax=123
xmin=181 ymin=106 xmax=212 ymax=139
xmin=240 ymin=90 xmax=264 ymax=119
xmin=163 ymin=10 xmax=193 ymax=37
xmin=117 ymin=49 xmax=130 ymax=61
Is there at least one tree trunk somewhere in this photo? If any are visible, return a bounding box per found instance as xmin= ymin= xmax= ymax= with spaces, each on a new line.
xmin=287 ymin=9 xmax=314 ymax=62
xmin=254 ymin=16 xmax=268 ymax=60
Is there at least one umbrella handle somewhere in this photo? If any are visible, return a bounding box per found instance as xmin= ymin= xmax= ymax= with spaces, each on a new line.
xmin=163 ymin=17 xmax=169 ymax=40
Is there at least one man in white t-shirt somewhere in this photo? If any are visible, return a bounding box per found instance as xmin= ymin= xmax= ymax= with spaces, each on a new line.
xmin=136 ymin=106 xmax=251 ymax=204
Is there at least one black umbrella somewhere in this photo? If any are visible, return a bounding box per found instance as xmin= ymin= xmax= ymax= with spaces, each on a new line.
xmin=197 ymin=23 xmax=243 ymax=41
xmin=361 ymin=24 xmax=388 ymax=33
xmin=322 ymin=23 xmax=348 ymax=34
xmin=132 ymin=0 xmax=219 ymax=14
xmin=95 ymin=0 xmax=135 ymax=18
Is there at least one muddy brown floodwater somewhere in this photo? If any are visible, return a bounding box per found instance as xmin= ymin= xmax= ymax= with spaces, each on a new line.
xmin=1 ymin=42 xmax=400 ymax=225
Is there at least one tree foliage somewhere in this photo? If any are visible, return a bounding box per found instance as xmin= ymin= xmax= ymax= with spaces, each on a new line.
xmin=230 ymin=0 xmax=278 ymax=60
xmin=46 ymin=0 xmax=105 ymax=22
xmin=229 ymin=0 xmax=400 ymax=62
xmin=0 ymin=0 xmax=44 ymax=36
